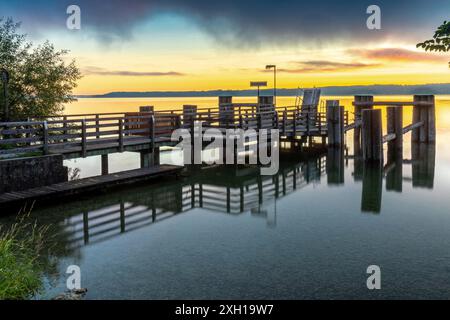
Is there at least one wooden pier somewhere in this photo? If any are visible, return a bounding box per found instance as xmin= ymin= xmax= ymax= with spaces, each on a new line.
xmin=0 ymin=92 xmax=437 ymax=208
xmin=0 ymin=165 xmax=182 ymax=208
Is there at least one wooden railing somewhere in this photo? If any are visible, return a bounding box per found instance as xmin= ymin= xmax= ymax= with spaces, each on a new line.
xmin=1 ymin=104 xmax=329 ymax=157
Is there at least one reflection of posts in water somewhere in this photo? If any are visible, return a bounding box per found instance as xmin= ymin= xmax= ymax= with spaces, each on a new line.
xmin=361 ymin=162 xmax=383 ymax=213
xmin=327 ymin=147 xmax=344 ymax=185
xmin=412 ymin=142 xmax=435 ymax=189
xmin=385 ymin=158 xmax=403 ymax=193
xmin=386 ymin=117 xmax=403 ymax=193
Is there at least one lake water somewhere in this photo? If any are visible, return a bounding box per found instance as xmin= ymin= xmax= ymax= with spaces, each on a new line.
xmin=1 ymin=96 xmax=450 ymax=299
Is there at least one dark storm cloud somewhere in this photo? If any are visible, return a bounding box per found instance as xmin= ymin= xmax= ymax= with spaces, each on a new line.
xmin=1 ymin=0 xmax=449 ymax=45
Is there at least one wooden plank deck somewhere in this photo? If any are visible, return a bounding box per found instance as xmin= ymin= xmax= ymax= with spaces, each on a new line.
xmin=0 ymin=165 xmax=183 ymax=209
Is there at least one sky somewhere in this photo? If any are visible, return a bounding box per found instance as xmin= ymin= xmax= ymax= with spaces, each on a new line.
xmin=1 ymin=0 xmax=450 ymax=95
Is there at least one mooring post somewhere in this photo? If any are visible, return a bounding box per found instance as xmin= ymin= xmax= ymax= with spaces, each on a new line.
xmin=387 ymin=106 xmax=403 ymax=160
xmin=326 ymin=100 xmax=343 ymax=146
xmin=413 ymin=95 xmax=435 ymax=143
xmin=354 ymin=95 xmax=374 ymax=146
xmin=362 ymin=109 xmax=383 ymax=162
xmin=183 ymin=105 xmax=197 ymax=128
xmin=219 ymin=96 xmax=233 ymax=128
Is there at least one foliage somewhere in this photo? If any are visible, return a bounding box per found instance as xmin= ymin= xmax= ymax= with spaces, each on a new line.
xmin=0 ymin=17 xmax=81 ymax=120
xmin=417 ymin=21 xmax=450 ymax=52
xmin=0 ymin=206 xmax=53 ymax=300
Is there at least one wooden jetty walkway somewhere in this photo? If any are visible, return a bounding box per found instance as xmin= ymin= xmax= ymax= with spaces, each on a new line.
xmin=0 ymin=165 xmax=182 ymax=207
xmin=0 ymin=91 xmax=437 ymax=206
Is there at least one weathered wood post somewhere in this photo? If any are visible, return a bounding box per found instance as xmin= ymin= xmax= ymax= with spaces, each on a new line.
xmin=183 ymin=105 xmax=197 ymax=128
xmin=412 ymin=95 xmax=435 ymax=143
xmin=183 ymin=105 xmax=198 ymax=165
xmin=219 ymin=96 xmax=233 ymax=128
xmin=362 ymin=109 xmax=383 ymax=162
xmin=42 ymin=121 xmax=49 ymax=155
xmin=118 ymin=118 xmax=124 ymax=152
xmin=81 ymin=119 xmax=87 ymax=158
xmin=139 ymin=106 xmax=154 ymax=113
xmin=387 ymin=106 xmax=403 ymax=160
xmin=95 ymin=114 xmax=100 ymax=139
xmin=326 ymin=100 xmax=343 ymax=146
xmin=353 ymin=95 xmax=374 ymax=147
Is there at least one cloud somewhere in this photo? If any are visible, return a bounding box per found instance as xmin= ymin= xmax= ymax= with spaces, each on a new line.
xmin=2 ymin=0 xmax=449 ymax=45
xmin=270 ymin=60 xmax=381 ymax=73
xmin=83 ymin=67 xmax=185 ymax=76
xmin=349 ymin=48 xmax=448 ymax=63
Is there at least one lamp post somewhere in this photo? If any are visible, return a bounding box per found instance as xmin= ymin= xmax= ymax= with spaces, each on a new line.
xmin=265 ymin=65 xmax=276 ymax=105
xmin=1 ymin=68 xmax=10 ymax=122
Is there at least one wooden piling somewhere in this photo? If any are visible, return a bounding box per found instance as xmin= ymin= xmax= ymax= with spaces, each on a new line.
xmin=362 ymin=109 xmax=383 ymax=162
xmin=353 ymin=95 xmax=374 ymax=147
xmin=387 ymin=106 xmax=403 ymax=159
xmin=326 ymin=101 xmax=344 ymax=146
xmin=219 ymin=96 xmax=234 ymax=128
xmin=183 ymin=105 xmax=197 ymax=127
xmin=413 ymin=95 xmax=435 ymax=143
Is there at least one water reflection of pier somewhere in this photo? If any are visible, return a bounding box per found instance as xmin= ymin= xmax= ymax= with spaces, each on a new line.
xmin=354 ymin=142 xmax=436 ymax=213
xmin=62 ymin=157 xmax=326 ymax=249
xmin=28 ymin=141 xmax=435 ymax=251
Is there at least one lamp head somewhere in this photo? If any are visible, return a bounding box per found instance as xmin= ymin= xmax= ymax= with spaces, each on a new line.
xmin=266 ymin=65 xmax=276 ymax=70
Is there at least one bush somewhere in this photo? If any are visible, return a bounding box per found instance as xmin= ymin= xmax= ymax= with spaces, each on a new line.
xmin=0 ymin=207 xmax=52 ymax=300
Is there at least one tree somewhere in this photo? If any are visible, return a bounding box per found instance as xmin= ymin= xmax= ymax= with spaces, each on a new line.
xmin=0 ymin=18 xmax=81 ymax=121
xmin=417 ymin=21 xmax=450 ymax=52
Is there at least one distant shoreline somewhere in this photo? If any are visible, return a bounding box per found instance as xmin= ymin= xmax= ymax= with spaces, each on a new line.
xmin=77 ymin=84 xmax=450 ymax=98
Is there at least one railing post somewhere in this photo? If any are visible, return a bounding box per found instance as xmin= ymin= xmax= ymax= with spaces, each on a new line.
xmin=63 ymin=116 xmax=68 ymax=143
xmin=293 ymin=110 xmax=297 ymax=137
xmin=43 ymin=121 xmax=49 ymax=155
xmin=283 ymin=111 xmax=287 ymax=136
xmin=95 ymin=114 xmax=100 ymax=139
xmin=119 ymin=118 xmax=124 ymax=152
xmin=81 ymin=119 xmax=87 ymax=158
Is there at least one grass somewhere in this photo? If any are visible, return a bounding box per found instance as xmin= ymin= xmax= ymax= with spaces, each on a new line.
xmin=0 ymin=206 xmax=52 ymax=300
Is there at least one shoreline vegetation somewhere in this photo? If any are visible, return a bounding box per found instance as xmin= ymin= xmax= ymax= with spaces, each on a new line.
xmin=77 ymin=83 xmax=450 ymax=98
xmin=0 ymin=206 xmax=54 ymax=300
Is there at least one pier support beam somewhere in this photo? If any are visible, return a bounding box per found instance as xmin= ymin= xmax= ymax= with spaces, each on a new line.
xmin=387 ymin=106 xmax=403 ymax=160
xmin=354 ymin=95 xmax=374 ymax=147
xmin=362 ymin=109 xmax=383 ymax=162
xmin=140 ymin=147 xmax=160 ymax=168
xmin=326 ymin=101 xmax=344 ymax=147
xmin=139 ymin=106 xmax=154 ymax=113
xmin=219 ymin=96 xmax=234 ymax=128
xmin=412 ymin=95 xmax=435 ymax=143
xmin=101 ymin=154 xmax=109 ymax=175
xmin=183 ymin=105 xmax=197 ymax=128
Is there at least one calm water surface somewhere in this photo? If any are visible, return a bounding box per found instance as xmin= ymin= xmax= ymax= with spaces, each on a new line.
xmin=1 ymin=96 xmax=450 ymax=299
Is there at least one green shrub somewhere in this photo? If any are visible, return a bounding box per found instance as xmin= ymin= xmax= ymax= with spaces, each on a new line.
xmin=0 ymin=207 xmax=51 ymax=300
